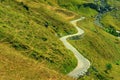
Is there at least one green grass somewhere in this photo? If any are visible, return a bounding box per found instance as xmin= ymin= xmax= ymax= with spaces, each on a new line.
xmin=101 ymin=11 xmax=120 ymax=30
xmin=57 ymin=0 xmax=98 ymax=17
xmin=0 ymin=0 xmax=120 ymax=80
xmin=0 ymin=43 xmax=73 ymax=80
xmin=0 ymin=0 xmax=77 ymax=75
xmin=68 ymin=18 xmax=120 ymax=80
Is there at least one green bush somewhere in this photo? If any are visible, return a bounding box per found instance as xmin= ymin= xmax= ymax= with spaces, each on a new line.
xmin=106 ymin=63 xmax=112 ymax=71
xmin=104 ymin=26 xmax=119 ymax=36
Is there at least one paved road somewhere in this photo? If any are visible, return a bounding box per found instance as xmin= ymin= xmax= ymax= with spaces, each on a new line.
xmin=60 ymin=17 xmax=90 ymax=78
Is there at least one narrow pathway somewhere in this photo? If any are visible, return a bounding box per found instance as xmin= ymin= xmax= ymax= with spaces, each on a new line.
xmin=60 ymin=17 xmax=90 ymax=78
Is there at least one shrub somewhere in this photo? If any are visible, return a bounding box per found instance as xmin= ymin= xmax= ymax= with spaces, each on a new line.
xmin=19 ymin=2 xmax=29 ymax=11
xmin=104 ymin=26 xmax=119 ymax=36
xmin=41 ymin=37 xmax=47 ymax=41
xmin=104 ymin=64 xmax=112 ymax=75
xmin=23 ymin=5 xmax=29 ymax=11
xmin=106 ymin=63 xmax=112 ymax=71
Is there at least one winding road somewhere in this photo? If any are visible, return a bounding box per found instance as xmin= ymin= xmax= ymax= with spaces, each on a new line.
xmin=60 ymin=17 xmax=90 ymax=78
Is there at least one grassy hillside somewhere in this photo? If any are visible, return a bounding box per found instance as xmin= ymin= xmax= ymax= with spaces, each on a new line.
xmin=0 ymin=0 xmax=78 ymax=79
xmin=100 ymin=0 xmax=120 ymax=36
xmin=46 ymin=0 xmax=120 ymax=79
xmin=0 ymin=43 xmax=74 ymax=80
xmin=69 ymin=18 xmax=120 ymax=80
xmin=63 ymin=0 xmax=120 ymax=79
xmin=46 ymin=0 xmax=98 ymax=17
xmin=0 ymin=0 xmax=120 ymax=80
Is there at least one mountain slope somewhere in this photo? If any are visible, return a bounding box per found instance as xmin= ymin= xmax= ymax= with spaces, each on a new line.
xmin=0 ymin=43 xmax=73 ymax=80
xmin=0 ymin=0 xmax=78 ymax=79
xmin=70 ymin=18 xmax=120 ymax=80
xmin=0 ymin=0 xmax=120 ymax=80
xmin=44 ymin=0 xmax=120 ymax=79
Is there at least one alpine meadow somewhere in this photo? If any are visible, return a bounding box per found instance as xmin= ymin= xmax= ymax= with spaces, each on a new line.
xmin=0 ymin=0 xmax=120 ymax=80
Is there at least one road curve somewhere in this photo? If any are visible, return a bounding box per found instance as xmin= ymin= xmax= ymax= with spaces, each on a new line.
xmin=60 ymin=17 xmax=90 ymax=78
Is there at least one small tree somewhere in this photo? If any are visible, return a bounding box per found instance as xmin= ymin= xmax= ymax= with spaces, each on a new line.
xmin=104 ymin=63 xmax=112 ymax=74
xmin=106 ymin=63 xmax=112 ymax=70
xmin=106 ymin=63 xmax=112 ymax=71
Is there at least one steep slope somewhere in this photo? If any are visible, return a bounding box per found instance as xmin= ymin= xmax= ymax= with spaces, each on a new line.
xmin=0 ymin=0 xmax=120 ymax=80
xmin=0 ymin=0 xmax=78 ymax=79
xmin=0 ymin=43 xmax=73 ymax=80
xmin=70 ymin=18 xmax=120 ymax=80
xmin=43 ymin=0 xmax=120 ymax=80
xmin=60 ymin=17 xmax=90 ymax=78
xmin=49 ymin=1 xmax=120 ymax=79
